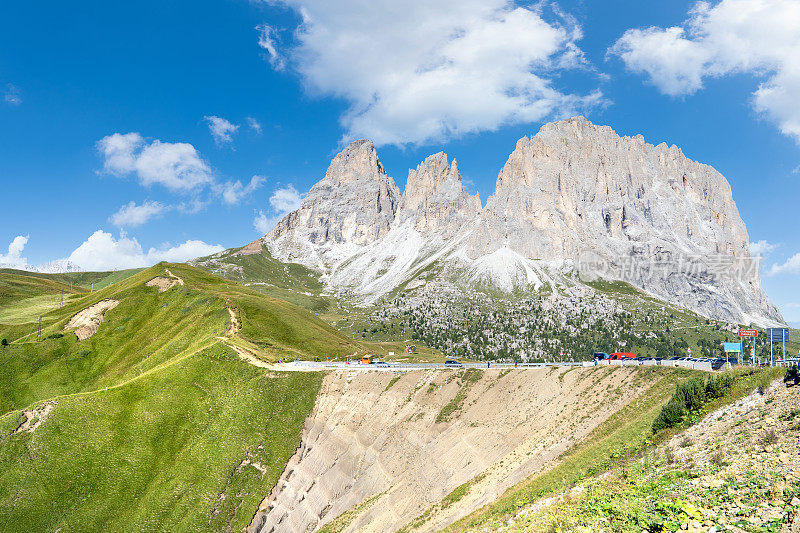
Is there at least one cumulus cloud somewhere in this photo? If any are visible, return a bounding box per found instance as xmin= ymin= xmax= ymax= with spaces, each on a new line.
xmin=246 ymin=116 xmax=263 ymax=134
xmin=768 ymin=253 xmax=800 ymax=276
xmin=218 ymin=175 xmax=265 ymax=205
xmin=256 ymin=24 xmax=286 ymax=70
xmin=257 ymin=1 xmax=603 ymax=146
xmin=749 ymin=240 xmax=777 ymax=257
xmin=110 ymin=200 xmax=168 ymax=227
xmin=4 ymin=84 xmax=21 ymax=106
xmin=204 ymin=115 xmax=239 ymax=145
xmin=97 ymin=132 xmax=214 ymax=192
xmin=611 ymin=0 xmax=800 ymax=144
xmin=0 ymin=235 xmax=29 ymax=267
xmin=254 ymin=185 xmax=302 ymax=234
xmin=66 ymin=230 xmax=224 ymax=271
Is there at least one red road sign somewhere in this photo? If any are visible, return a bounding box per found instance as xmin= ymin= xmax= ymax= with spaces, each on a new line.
xmin=738 ymin=329 xmax=757 ymax=337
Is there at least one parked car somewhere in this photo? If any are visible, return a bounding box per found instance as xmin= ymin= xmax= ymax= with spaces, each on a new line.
xmin=712 ymin=359 xmax=727 ymax=370
xmin=593 ymin=352 xmax=610 ymax=360
xmin=375 ymin=361 xmax=390 ymax=367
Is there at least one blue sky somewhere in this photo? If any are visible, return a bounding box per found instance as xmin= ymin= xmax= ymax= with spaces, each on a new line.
xmin=1 ymin=0 xmax=799 ymax=325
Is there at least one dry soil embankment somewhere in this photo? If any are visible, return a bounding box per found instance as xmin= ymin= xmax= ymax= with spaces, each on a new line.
xmin=248 ymin=366 xmax=656 ymax=533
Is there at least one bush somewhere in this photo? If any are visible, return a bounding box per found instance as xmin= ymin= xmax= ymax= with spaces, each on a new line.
xmin=652 ymin=374 xmax=735 ymax=434
xmin=1 ymin=338 xmax=7 ymax=347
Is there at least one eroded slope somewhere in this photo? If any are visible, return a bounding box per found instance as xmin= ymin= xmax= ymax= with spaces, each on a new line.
xmin=249 ymin=366 xmax=661 ymax=533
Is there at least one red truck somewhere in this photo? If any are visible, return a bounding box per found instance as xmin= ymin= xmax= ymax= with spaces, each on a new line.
xmin=609 ymin=352 xmax=635 ymax=360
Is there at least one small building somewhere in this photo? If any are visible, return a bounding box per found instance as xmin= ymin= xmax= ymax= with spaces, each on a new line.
xmin=362 ymin=355 xmax=379 ymax=364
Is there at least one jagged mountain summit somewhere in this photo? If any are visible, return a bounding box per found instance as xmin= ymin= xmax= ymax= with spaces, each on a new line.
xmin=259 ymin=117 xmax=783 ymax=326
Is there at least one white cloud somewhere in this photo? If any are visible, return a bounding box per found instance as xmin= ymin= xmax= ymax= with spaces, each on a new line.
xmin=204 ymin=115 xmax=239 ymax=145
xmin=246 ymin=116 xmax=263 ymax=134
xmin=254 ymin=185 xmax=302 ymax=234
xmin=256 ymin=24 xmax=286 ymax=70
xmin=97 ymin=133 xmax=214 ymax=192
xmin=611 ymin=0 xmax=800 ymax=144
xmin=4 ymin=84 xmax=21 ymax=106
xmin=219 ymin=175 xmax=265 ymax=205
xmin=0 ymin=235 xmax=29 ymax=267
xmin=257 ymin=1 xmax=603 ymax=146
xmin=749 ymin=239 xmax=777 ymax=257
xmin=768 ymin=253 xmax=800 ymax=276
xmin=110 ymin=200 xmax=168 ymax=227
xmin=66 ymin=230 xmax=224 ymax=271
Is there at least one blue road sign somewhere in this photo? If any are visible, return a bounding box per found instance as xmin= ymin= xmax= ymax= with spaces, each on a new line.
xmin=766 ymin=328 xmax=788 ymax=342
xmin=724 ymin=342 xmax=742 ymax=353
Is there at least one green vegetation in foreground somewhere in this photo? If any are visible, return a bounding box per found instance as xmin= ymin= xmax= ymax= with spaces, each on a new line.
xmin=0 ymin=343 xmax=323 ymax=532
xmin=445 ymin=367 xmax=784 ymax=532
xmin=505 ymin=367 xmax=790 ymax=532
xmin=0 ymin=263 xmax=361 ymax=532
xmin=652 ymin=373 xmax=735 ymax=433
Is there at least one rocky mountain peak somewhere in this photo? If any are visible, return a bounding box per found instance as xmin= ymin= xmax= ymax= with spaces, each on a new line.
xmin=400 ymin=152 xmax=481 ymax=235
xmin=323 ymin=139 xmax=386 ymax=185
xmin=262 ymin=117 xmax=782 ymax=325
xmin=265 ymin=140 xmax=400 ymax=258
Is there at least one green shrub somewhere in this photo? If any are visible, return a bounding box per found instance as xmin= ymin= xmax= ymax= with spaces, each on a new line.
xmin=652 ymin=374 xmax=735 ymax=433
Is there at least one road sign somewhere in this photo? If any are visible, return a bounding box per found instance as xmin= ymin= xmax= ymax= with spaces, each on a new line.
xmin=724 ymin=342 xmax=742 ymax=353
xmin=767 ymin=328 xmax=788 ymax=342
xmin=738 ymin=329 xmax=757 ymax=337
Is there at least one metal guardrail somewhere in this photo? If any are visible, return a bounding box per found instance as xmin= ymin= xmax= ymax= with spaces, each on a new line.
xmin=288 ymin=358 xmax=800 ymax=371
xmin=291 ymin=361 xmax=589 ymax=371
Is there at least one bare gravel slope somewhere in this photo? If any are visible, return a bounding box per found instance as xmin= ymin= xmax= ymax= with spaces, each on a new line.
xmin=248 ymin=366 xmax=660 ymax=533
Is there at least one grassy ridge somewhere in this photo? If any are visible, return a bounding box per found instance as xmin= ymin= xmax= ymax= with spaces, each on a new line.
xmin=0 ymin=267 xmax=143 ymax=291
xmin=0 ymin=344 xmax=322 ymax=532
xmin=0 ymin=263 xmax=352 ymax=532
xmin=1 ymin=263 xmax=363 ymax=416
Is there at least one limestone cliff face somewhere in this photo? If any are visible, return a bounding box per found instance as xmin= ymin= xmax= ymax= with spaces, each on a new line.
xmin=477 ymin=116 xmax=747 ymax=260
xmin=398 ymin=152 xmax=481 ymax=236
xmin=262 ymin=118 xmax=782 ymax=326
xmin=268 ymin=140 xmax=400 ymax=249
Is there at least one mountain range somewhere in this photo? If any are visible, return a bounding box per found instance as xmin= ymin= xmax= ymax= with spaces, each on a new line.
xmin=243 ymin=117 xmax=782 ymax=326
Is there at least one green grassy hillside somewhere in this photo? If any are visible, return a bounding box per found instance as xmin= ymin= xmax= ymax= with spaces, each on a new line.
xmin=443 ymin=367 xmax=785 ymax=532
xmin=0 ymin=267 xmax=143 ymax=291
xmin=0 ymin=263 xmax=357 ymax=532
xmin=192 ymin=244 xmax=334 ymax=313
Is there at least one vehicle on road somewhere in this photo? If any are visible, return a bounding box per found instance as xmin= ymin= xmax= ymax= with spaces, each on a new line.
xmin=609 ymin=352 xmax=635 ymax=360
xmin=593 ymin=352 xmax=610 ymax=360
xmin=444 ymin=359 xmax=463 ymax=367
xmin=712 ymin=358 xmax=727 ymax=370
xmin=375 ymin=361 xmax=390 ymax=367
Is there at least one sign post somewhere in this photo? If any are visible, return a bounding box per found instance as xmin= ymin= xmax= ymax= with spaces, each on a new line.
xmin=766 ymin=328 xmax=788 ymax=366
xmin=724 ymin=342 xmax=742 ymax=366
xmin=738 ymin=330 xmax=757 ymax=365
